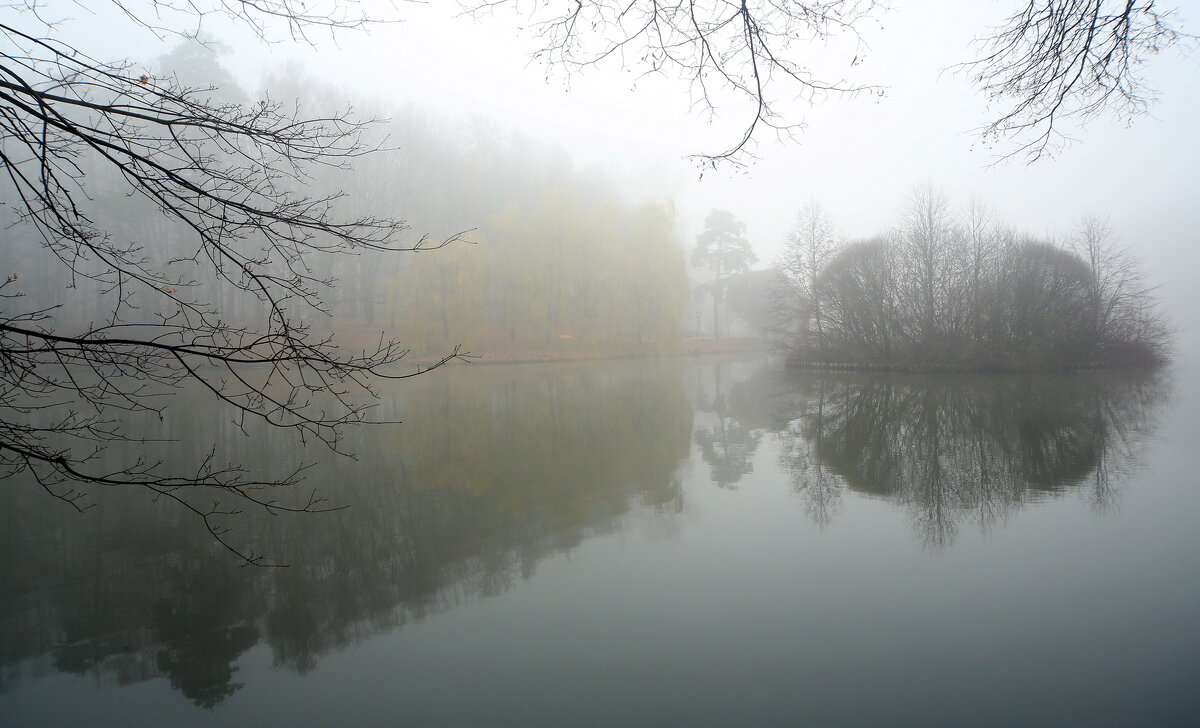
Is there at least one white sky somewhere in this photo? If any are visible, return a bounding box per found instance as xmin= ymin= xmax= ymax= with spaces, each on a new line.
xmin=30 ymin=0 xmax=1200 ymax=342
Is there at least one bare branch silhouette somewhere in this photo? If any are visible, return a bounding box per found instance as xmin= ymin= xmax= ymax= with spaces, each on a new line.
xmin=0 ymin=3 xmax=469 ymax=564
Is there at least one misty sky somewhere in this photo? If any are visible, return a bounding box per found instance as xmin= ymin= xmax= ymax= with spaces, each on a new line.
xmin=42 ymin=0 xmax=1200 ymax=346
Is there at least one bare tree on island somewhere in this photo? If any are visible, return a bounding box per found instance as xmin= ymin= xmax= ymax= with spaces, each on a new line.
xmin=692 ymin=210 xmax=756 ymax=340
xmin=962 ymin=198 xmax=1004 ymax=344
xmin=0 ymin=3 xmax=468 ymax=564
xmin=1071 ymin=214 xmax=1170 ymax=363
xmin=896 ymin=184 xmax=961 ymax=349
xmin=777 ymin=200 xmax=838 ymax=354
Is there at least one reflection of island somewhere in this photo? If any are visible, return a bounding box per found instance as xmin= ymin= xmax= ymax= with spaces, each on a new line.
xmin=743 ymin=368 xmax=1168 ymax=549
xmin=0 ymin=361 xmax=692 ymax=706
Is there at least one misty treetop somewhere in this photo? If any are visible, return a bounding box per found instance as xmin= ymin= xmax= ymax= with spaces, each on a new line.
xmin=775 ymin=188 xmax=1169 ymax=369
xmin=692 ymin=210 xmax=757 ymax=340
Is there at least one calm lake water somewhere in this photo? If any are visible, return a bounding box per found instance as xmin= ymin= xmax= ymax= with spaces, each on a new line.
xmin=2 ymin=355 xmax=1199 ymax=727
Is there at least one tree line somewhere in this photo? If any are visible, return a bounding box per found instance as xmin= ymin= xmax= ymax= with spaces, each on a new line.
xmin=249 ymin=58 xmax=691 ymax=359
xmin=389 ymin=187 xmax=687 ymax=359
xmin=775 ymin=188 xmax=1169 ymax=369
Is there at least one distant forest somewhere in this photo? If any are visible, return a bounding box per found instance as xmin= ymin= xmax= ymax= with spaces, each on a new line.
xmin=773 ymin=190 xmax=1169 ymax=370
xmin=264 ymin=65 xmax=689 ymax=359
xmin=1 ymin=40 xmax=689 ymax=364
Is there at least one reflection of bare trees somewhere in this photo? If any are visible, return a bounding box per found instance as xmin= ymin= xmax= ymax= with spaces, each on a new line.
xmin=777 ymin=379 xmax=842 ymax=528
xmin=0 ymin=362 xmax=692 ymax=705
xmin=758 ymin=369 xmax=1168 ymax=549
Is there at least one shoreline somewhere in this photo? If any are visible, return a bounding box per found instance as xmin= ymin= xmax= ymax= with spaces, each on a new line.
xmin=782 ymin=357 xmax=1164 ymax=374
xmin=411 ymin=337 xmax=769 ymax=366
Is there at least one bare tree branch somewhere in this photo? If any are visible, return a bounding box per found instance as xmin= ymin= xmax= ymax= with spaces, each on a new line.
xmin=0 ymin=2 xmax=470 ymax=564
xmin=959 ymin=0 xmax=1192 ymax=163
xmin=466 ymin=1 xmax=1191 ymax=165
xmin=461 ymin=0 xmax=881 ymax=167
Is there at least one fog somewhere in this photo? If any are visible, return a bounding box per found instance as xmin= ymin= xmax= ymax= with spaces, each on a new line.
xmin=225 ymin=1 xmax=1199 ymax=347
xmin=46 ymin=1 xmax=1200 ymax=356
xmin=5 ymin=3 xmax=1200 ymax=723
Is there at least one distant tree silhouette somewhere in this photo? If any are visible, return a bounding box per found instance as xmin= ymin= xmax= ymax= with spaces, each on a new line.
xmin=692 ymin=210 xmax=757 ymax=340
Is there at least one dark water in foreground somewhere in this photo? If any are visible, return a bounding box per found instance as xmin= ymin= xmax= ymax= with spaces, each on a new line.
xmin=2 ymin=356 xmax=1198 ymax=727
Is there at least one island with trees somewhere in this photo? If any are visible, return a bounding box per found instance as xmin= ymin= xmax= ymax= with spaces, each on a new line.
xmin=774 ymin=188 xmax=1170 ymax=371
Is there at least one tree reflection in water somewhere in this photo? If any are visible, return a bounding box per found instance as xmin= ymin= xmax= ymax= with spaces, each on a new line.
xmin=718 ymin=366 xmax=1169 ymax=550
xmin=692 ymin=362 xmax=763 ymax=488
xmin=0 ymin=360 xmax=1169 ymax=708
xmin=0 ymin=361 xmax=692 ymax=706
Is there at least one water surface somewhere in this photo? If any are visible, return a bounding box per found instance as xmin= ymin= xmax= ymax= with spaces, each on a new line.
xmin=2 ymin=356 xmax=1197 ymax=727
